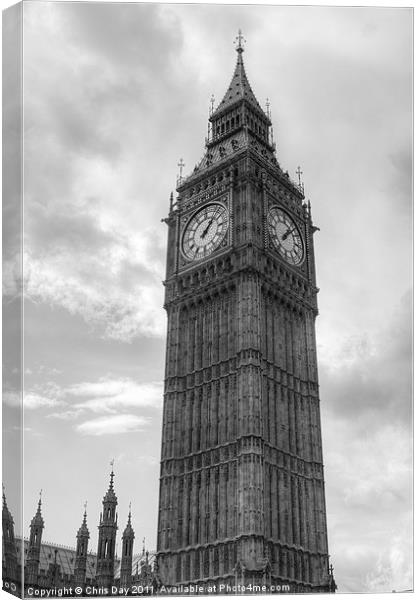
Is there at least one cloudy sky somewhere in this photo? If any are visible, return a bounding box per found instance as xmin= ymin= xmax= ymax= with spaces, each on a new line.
xmin=2 ymin=2 xmax=412 ymax=594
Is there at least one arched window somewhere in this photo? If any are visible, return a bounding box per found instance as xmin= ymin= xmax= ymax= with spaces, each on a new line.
xmin=184 ymin=554 xmax=190 ymax=581
xmin=194 ymin=552 xmax=200 ymax=579
xmin=213 ymin=548 xmax=219 ymax=576
xmin=224 ymin=545 xmax=229 ymax=571
xmin=176 ymin=555 xmax=182 ymax=582
xmin=203 ymin=548 xmax=209 ymax=578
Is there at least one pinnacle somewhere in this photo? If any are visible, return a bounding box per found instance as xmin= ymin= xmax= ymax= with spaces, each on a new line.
xmin=36 ymin=490 xmax=43 ymax=515
xmin=103 ymin=466 xmax=117 ymax=504
xmin=78 ymin=505 xmax=89 ymax=537
xmin=2 ymin=487 xmax=13 ymax=523
xmin=123 ymin=506 xmax=134 ymax=538
xmin=31 ymin=493 xmax=45 ymax=527
xmin=211 ymin=39 xmax=266 ymax=120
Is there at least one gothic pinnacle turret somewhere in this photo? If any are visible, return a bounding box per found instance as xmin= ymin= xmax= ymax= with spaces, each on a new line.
xmin=74 ymin=503 xmax=90 ymax=587
xmin=96 ymin=463 xmax=118 ymax=588
xmin=120 ymin=504 xmax=135 ymax=587
xmin=2 ymin=487 xmax=12 ymax=521
xmin=123 ymin=504 xmax=134 ymax=538
xmin=26 ymin=492 xmax=45 ymax=586
xmin=78 ymin=504 xmax=89 ymax=535
xmin=103 ymin=464 xmax=117 ymax=504
xmin=31 ymin=492 xmax=44 ymax=528
xmin=2 ymin=487 xmax=18 ymax=581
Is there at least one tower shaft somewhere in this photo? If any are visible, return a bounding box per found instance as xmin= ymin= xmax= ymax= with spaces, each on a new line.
xmin=157 ymin=37 xmax=334 ymax=593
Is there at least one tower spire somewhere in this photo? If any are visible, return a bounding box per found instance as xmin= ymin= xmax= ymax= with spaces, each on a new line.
xmin=235 ymin=29 xmax=246 ymax=54
xmin=211 ymin=32 xmax=267 ymax=120
xmin=235 ymin=29 xmax=246 ymax=53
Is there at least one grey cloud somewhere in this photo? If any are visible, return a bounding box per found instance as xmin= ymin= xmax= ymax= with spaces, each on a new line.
xmin=48 ymin=92 xmax=122 ymax=161
xmin=27 ymin=203 xmax=117 ymax=257
xmin=387 ymin=146 xmax=413 ymax=215
xmin=24 ymin=70 xmax=122 ymax=163
xmin=320 ymin=290 xmax=412 ymax=427
xmin=61 ymin=3 xmax=182 ymax=74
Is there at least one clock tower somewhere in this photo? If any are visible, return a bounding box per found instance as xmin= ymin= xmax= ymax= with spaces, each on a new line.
xmin=157 ymin=34 xmax=336 ymax=593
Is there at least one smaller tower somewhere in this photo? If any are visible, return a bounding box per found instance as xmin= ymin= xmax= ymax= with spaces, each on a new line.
xmin=26 ymin=493 xmax=44 ymax=587
xmin=96 ymin=465 xmax=118 ymax=588
xmin=74 ymin=503 xmax=90 ymax=587
xmin=2 ymin=487 xmax=18 ymax=581
xmin=120 ymin=504 xmax=135 ymax=588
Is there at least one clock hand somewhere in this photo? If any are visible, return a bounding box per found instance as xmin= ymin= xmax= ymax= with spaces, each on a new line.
xmin=201 ymin=218 xmax=214 ymax=239
xmin=282 ymin=227 xmax=296 ymax=241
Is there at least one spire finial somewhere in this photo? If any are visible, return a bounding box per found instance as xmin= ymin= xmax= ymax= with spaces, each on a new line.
xmin=296 ymin=166 xmax=303 ymax=186
xmin=128 ymin=502 xmax=132 ymax=524
xmin=210 ymin=94 xmax=215 ymax=116
xmin=2 ymin=485 xmax=7 ymax=509
xmin=265 ymin=98 xmax=271 ymax=119
xmin=177 ymin=158 xmax=185 ymax=179
xmin=235 ymin=29 xmax=246 ymax=53
xmin=142 ymin=537 xmax=146 ymax=555
xmin=83 ymin=500 xmax=88 ymax=521
xmin=38 ymin=489 xmax=42 ymax=507
xmin=177 ymin=158 xmax=185 ymax=186
xmin=109 ymin=459 xmax=115 ymax=487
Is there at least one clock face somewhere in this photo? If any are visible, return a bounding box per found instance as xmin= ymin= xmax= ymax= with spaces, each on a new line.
xmin=268 ymin=207 xmax=305 ymax=265
xmin=182 ymin=203 xmax=229 ymax=261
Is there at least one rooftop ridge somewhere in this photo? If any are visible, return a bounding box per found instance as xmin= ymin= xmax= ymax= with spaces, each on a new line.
xmin=17 ymin=535 xmax=80 ymax=553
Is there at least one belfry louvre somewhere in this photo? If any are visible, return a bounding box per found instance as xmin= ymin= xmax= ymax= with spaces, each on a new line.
xmin=156 ymin=34 xmax=336 ymax=594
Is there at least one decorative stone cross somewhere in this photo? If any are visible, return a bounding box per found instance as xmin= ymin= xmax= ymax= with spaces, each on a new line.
xmin=177 ymin=158 xmax=185 ymax=180
xmin=296 ymin=166 xmax=303 ymax=186
xmin=235 ymin=29 xmax=246 ymax=51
